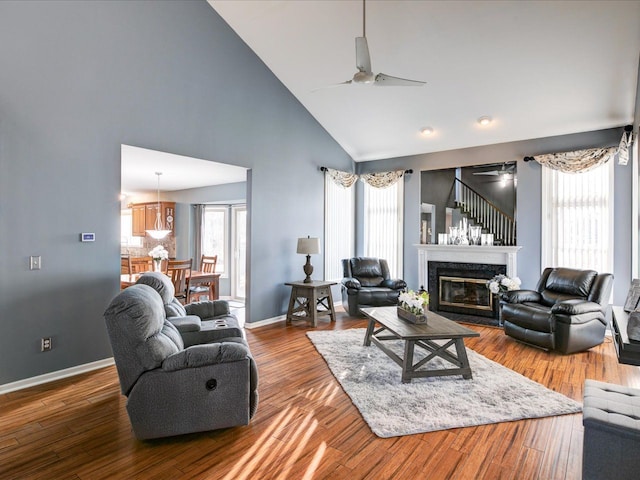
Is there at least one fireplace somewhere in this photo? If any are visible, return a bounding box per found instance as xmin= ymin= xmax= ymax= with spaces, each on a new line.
xmin=416 ymin=245 xmax=521 ymax=319
xmin=428 ymin=261 xmax=506 ymax=318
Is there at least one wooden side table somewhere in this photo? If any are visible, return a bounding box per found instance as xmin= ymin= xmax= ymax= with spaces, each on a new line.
xmin=285 ymin=281 xmax=337 ymax=327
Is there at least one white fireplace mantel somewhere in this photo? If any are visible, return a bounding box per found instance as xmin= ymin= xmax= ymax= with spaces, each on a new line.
xmin=415 ymin=244 xmax=522 ymax=290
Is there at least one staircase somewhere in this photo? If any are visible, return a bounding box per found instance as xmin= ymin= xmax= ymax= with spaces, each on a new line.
xmin=453 ymin=178 xmax=516 ymax=246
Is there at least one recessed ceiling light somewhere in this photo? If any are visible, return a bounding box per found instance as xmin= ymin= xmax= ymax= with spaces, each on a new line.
xmin=478 ymin=116 xmax=492 ymax=126
xmin=420 ymin=126 xmax=434 ymax=136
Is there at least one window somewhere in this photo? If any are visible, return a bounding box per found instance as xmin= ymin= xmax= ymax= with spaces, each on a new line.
xmin=324 ymin=175 xmax=355 ymax=281
xmin=541 ymin=161 xmax=613 ymax=273
xmin=120 ymin=209 xmax=142 ymax=247
xmin=201 ymin=206 xmax=228 ymax=274
xmin=363 ymin=180 xmax=404 ymax=277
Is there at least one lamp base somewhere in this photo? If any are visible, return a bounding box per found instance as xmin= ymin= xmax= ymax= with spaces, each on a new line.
xmin=303 ymin=255 xmax=314 ymax=283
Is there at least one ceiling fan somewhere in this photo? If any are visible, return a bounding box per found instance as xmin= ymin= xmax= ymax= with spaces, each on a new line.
xmin=472 ymin=163 xmax=516 ymax=177
xmin=339 ymin=0 xmax=426 ymax=87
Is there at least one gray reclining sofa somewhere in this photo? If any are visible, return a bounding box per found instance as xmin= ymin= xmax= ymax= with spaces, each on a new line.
xmin=104 ymin=281 xmax=258 ymax=440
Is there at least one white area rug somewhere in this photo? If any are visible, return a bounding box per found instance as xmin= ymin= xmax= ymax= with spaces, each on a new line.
xmin=307 ymin=328 xmax=582 ymax=438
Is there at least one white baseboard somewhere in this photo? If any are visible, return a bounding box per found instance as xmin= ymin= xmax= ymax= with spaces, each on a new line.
xmin=244 ymin=303 xmax=345 ymax=330
xmin=0 ymin=358 xmax=115 ymax=395
xmin=245 ymin=315 xmax=286 ymax=329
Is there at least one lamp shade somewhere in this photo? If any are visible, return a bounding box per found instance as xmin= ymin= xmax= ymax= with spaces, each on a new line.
xmin=296 ymin=237 xmax=320 ymax=255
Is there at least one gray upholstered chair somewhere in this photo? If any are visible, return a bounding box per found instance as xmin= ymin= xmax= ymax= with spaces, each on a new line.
xmin=341 ymin=257 xmax=407 ymax=316
xmin=583 ymin=379 xmax=640 ymax=479
xmin=104 ymin=283 xmax=258 ymax=440
xmin=501 ymin=267 xmax=613 ymax=354
xmin=135 ymin=272 xmax=244 ymax=347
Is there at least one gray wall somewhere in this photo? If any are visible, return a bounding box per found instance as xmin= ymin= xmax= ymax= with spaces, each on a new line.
xmin=0 ymin=1 xmax=352 ymax=385
xmin=357 ymin=128 xmax=632 ymax=305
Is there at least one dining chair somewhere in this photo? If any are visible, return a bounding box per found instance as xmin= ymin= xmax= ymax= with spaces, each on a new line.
xmin=131 ymin=256 xmax=154 ymax=274
xmin=200 ymin=255 xmax=218 ymax=273
xmin=167 ymin=259 xmax=192 ymax=304
xmin=188 ymin=255 xmax=218 ymax=303
xmin=120 ymin=255 xmax=132 ymax=275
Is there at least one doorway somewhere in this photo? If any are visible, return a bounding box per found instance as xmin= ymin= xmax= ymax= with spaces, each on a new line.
xmin=120 ymin=144 xmax=249 ymax=300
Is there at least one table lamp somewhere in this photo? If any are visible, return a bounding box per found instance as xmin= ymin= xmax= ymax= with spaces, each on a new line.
xmin=297 ymin=236 xmax=320 ymax=283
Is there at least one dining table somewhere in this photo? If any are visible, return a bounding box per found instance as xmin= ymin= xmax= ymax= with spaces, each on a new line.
xmin=120 ymin=270 xmax=220 ymax=301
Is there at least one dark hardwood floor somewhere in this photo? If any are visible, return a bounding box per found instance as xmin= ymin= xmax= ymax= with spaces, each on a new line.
xmin=1 ymin=310 xmax=639 ymax=479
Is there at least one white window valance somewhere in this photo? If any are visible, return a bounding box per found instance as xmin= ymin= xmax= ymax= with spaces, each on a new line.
xmin=324 ymin=168 xmax=407 ymax=188
xmin=531 ymin=147 xmax=617 ymax=173
xmin=324 ymin=168 xmax=358 ymax=188
xmin=360 ymin=170 xmax=405 ymax=188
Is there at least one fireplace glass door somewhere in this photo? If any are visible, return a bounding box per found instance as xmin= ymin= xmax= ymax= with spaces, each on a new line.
xmin=439 ymin=276 xmax=494 ymax=312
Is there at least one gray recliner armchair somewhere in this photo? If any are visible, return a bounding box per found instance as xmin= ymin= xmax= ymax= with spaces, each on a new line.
xmin=104 ymin=284 xmax=258 ymax=440
xmin=341 ymin=257 xmax=407 ymax=316
xmin=136 ymin=272 xmax=244 ymax=347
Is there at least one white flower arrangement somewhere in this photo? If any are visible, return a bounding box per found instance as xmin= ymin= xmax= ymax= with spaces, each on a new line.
xmin=398 ymin=289 xmax=430 ymax=315
xmin=487 ymin=274 xmax=521 ymax=294
xmin=148 ymin=245 xmax=169 ymax=261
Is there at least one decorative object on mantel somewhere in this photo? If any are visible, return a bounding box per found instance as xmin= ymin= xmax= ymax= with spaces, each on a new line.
xmin=296 ymin=236 xmax=320 ymax=283
xmin=443 ymin=218 xmax=489 ymax=246
xmin=146 ymin=172 xmax=172 ymax=240
xmin=148 ymin=245 xmax=168 ymax=272
xmin=481 ymin=233 xmax=494 ymax=246
xmin=398 ymin=289 xmax=429 ymax=324
xmin=487 ymin=274 xmax=521 ymax=295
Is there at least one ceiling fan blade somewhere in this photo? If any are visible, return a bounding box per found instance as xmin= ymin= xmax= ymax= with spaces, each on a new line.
xmin=472 ymin=171 xmax=500 ymax=176
xmin=310 ymin=80 xmax=352 ymax=92
xmin=374 ymin=73 xmax=426 ymax=86
xmin=355 ymin=37 xmax=372 ymax=73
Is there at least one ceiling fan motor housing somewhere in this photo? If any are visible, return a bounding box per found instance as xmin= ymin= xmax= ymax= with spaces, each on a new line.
xmin=353 ymin=71 xmax=375 ymax=84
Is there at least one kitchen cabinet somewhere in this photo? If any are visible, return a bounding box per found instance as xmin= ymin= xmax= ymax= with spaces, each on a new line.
xmin=130 ymin=202 xmax=175 ymax=237
xmin=131 ymin=204 xmax=147 ymax=237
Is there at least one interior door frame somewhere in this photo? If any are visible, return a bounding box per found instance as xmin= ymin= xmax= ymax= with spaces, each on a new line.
xmin=231 ymin=204 xmax=246 ymax=300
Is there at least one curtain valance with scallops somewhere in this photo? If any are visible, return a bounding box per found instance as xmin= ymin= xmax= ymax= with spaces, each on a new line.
xmin=324 ymin=168 xmax=406 ymax=188
xmin=530 ymin=147 xmax=618 ymax=173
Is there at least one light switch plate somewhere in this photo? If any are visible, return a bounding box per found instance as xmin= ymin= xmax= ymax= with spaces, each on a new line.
xmin=29 ymin=256 xmax=41 ymax=270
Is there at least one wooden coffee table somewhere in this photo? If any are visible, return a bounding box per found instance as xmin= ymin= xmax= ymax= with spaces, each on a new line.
xmin=362 ymin=306 xmax=480 ymax=383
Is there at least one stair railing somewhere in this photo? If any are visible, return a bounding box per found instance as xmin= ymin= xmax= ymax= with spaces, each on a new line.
xmin=453 ymin=178 xmax=516 ymax=246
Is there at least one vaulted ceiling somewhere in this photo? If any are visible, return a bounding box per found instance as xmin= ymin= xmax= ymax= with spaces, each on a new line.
xmin=210 ymin=0 xmax=640 ymax=162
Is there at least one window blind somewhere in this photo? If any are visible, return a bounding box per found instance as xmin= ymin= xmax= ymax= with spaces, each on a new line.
xmin=324 ymin=175 xmax=355 ymax=281
xmin=363 ymin=181 xmax=403 ymax=278
xmin=541 ymin=161 xmax=613 ymax=273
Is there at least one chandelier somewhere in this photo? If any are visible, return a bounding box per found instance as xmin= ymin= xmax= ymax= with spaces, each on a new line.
xmin=146 ymin=172 xmax=172 ymax=240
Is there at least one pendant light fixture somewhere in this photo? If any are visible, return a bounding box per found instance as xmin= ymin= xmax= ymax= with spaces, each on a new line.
xmin=146 ymin=172 xmax=172 ymax=240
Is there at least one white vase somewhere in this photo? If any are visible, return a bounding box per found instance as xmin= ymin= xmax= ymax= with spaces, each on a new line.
xmin=153 ymin=259 xmax=162 ymax=272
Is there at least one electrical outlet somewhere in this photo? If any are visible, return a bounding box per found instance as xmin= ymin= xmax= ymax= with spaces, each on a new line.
xmin=41 ymin=337 xmax=52 ymax=352
xmin=30 ymin=256 xmax=42 ymax=270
